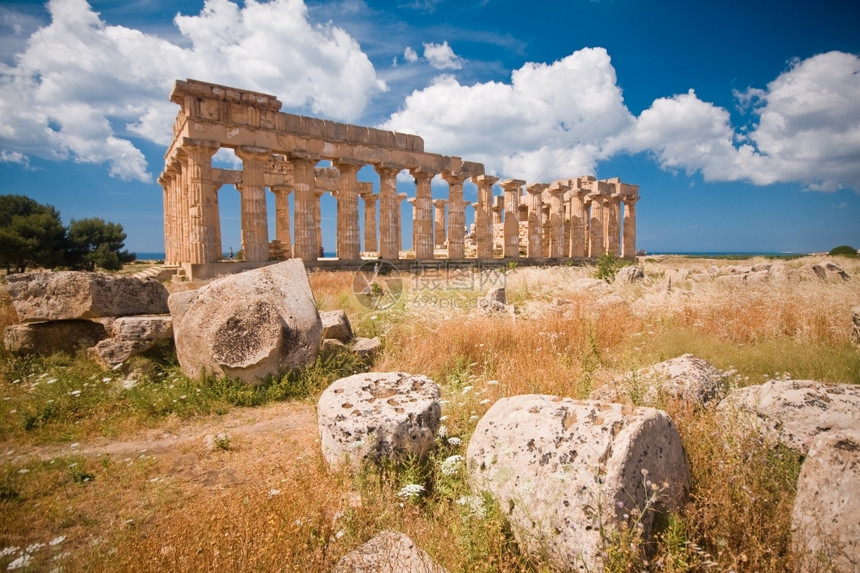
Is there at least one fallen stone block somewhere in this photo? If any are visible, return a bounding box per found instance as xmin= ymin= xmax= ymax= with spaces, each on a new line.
xmin=351 ymin=337 xmax=381 ymax=359
xmin=333 ymin=530 xmax=448 ymax=573
xmin=614 ymin=265 xmax=644 ymax=284
xmin=321 ymin=310 xmax=353 ymax=342
xmin=4 ymin=320 xmax=108 ymax=355
xmin=589 ymin=354 xmax=730 ymax=406
xmin=6 ymin=271 xmax=169 ymax=322
xmin=466 ymin=395 xmax=690 ymax=571
xmin=717 ymin=380 xmax=860 ymax=454
xmin=169 ymin=259 xmax=322 ymax=383
xmin=791 ymin=429 xmax=860 ymax=572
xmin=89 ymin=316 xmax=173 ymax=367
xmin=318 ymin=372 xmax=441 ymax=469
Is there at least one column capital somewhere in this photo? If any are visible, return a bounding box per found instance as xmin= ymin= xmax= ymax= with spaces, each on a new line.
xmin=471 ymin=174 xmax=499 ymax=186
xmin=333 ymin=159 xmax=363 ymax=175
xmin=410 ymin=168 xmax=435 ymax=184
xmin=374 ymin=163 xmax=404 ymax=177
xmin=433 ymin=198 xmax=447 ymax=207
xmin=500 ymin=179 xmax=525 ymax=191
xmin=181 ymin=138 xmax=220 ymax=154
xmin=441 ymin=170 xmax=469 ymax=185
xmin=526 ymin=183 xmax=549 ymax=195
xmin=286 ymin=150 xmax=319 ymax=164
xmin=235 ymin=145 xmax=272 ymax=162
xmin=622 ymin=194 xmax=640 ymax=205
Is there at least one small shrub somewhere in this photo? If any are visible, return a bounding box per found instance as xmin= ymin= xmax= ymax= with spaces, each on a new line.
xmin=594 ymin=253 xmax=627 ymax=283
xmin=828 ymin=244 xmax=857 ymax=257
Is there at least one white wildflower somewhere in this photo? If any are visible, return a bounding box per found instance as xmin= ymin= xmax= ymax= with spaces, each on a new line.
xmin=438 ymin=425 xmax=448 ymax=438
xmin=479 ymin=399 xmax=491 ymax=405
xmin=486 ymin=379 xmax=499 ymax=385
xmin=7 ymin=553 xmax=31 ymax=570
xmin=397 ymin=483 xmax=425 ymax=500
xmin=102 ymin=377 xmax=111 ymax=383
xmin=440 ymin=455 xmax=464 ymax=476
xmin=122 ymin=379 xmax=137 ymax=390
xmin=456 ymin=495 xmax=487 ymax=519
xmin=461 ymin=385 xmax=473 ymax=394
xmin=267 ymin=489 xmax=281 ymax=498
xmin=0 ymin=547 xmax=19 ymax=557
xmin=446 ymin=437 xmax=463 ymax=447
xmin=69 ymin=390 xmax=81 ymax=397
xmin=46 ymin=378 xmax=57 ymax=384
xmin=17 ymin=469 xmax=28 ymax=474
xmin=49 ymin=537 xmax=65 ymax=547
xmin=25 ymin=543 xmax=43 ymax=553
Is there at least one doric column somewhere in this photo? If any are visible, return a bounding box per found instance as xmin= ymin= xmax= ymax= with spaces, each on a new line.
xmin=359 ymin=184 xmax=377 ymax=253
xmin=433 ymin=199 xmax=446 ymax=249
xmin=333 ymin=160 xmax=362 ymax=260
xmin=622 ymin=194 xmax=640 ymax=259
xmin=547 ymin=180 xmax=568 ymax=258
xmin=184 ymin=141 xmax=221 ymax=264
xmin=396 ymin=193 xmax=408 ymax=254
xmin=471 ymin=174 xmax=499 ymax=260
xmin=374 ymin=165 xmax=401 ymax=260
xmin=159 ymin=161 xmax=181 ymax=265
xmin=588 ymin=193 xmax=605 ymax=257
xmin=568 ymin=183 xmax=589 ymax=258
xmin=235 ymin=146 xmax=272 ymax=263
xmin=500 ymin=179 xmax=524 ymax=258
xmin=411 ymin=168 xmax=435 ymax=260
xmin=289 ymin=152 xmax=319 ymax=261
xmin=314 ymin=190 xmax=324 ymax=256
xmin=525 ymin=183 xmax=548 ymax=258
xmin=176 ymin=152 xmax=189 ymax=264
xmin=271 ymin=186 xmax=292 ymax=258
xmin=605 ymin=193 xmax=622 ymax=256
xmin=442 ymin=171 xmax=469 ymax=259
xmin=492 ymin=196 xmax=504 ymax=225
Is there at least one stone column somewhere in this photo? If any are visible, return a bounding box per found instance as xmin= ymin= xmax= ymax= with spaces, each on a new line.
xmin=588 ymin=193 xmax=605 ymax=257
xmin=271 ymin=186 xmax=292 ymax=258
xmin=492 ymin=196 xmax=504 ymax=253
xmin=433 ymin=199 xmax=446 ymax=249
xmin=396 ymin=192 xmax=408 ymax=254
xmin=547 ymin=180 xmax=568 ymax=258
xmin=359 ymin=184 xmax=377 ymax=253
xmin=500 ymin=179 xmax=524 ymax=258
xmin=183 ymin=141 xmax=221 ymax=264
xmin=568 ymin=185 xmax=589 ymax=258
xmin=606 ymin=193 xmax=622 ymax=256
xmin=289 ymin=152 xmax=319 ymax=261
xmin=442 ymin=171 xmax=468 ymax=259
xmin=235 ymin=146 xmax=272 ymax=263
xmin=411 ymin=169 xmax=435 ymax=260
xmin=525 ymin=183 xmax=548 ymax=258
xmin=176 ymin=152 xmax=189 ymax=264
xmin=334 ymin=160 xmax=362 ymax=260
xmin=315 ymin=190 xmax=324 ymax=257
xmin=622 ymin=194 xmax=639 ymax=259
xmin=471 ymin=174 xmax=499 ymax=260
xmin=375 ymin=165 xmax=401 ymax=260
xmin=159 ymin=161 xmax=181 ymax=265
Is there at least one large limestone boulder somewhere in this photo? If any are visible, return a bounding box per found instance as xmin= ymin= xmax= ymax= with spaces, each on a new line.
xmin=589 ymin=354 xmax=730 ymax=406
xmin=6 ymin=272 xmax=169 ymax=322
xmin=318 ymin=372 xmax=441 ymax=468
xmin=466 ymin=395 xmax=690 ymax=570
xmin=717 ymin=380 xmax=860 ymax=454
xmin=169 ymin=260 xmax=322 ymax=383
xmin=333 ymin=530 xmax=448 ymax=573
xmin=4 ymin=320 xmax=108 ymax=354
xmin=791 ymin=429 xmax=860 ymax=572
xmin=614 ymin=265 xmax=644 ymax=284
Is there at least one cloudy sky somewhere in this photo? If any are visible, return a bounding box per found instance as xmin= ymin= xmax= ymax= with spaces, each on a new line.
xmin=1 ymin=0 xmax=859 ymax=254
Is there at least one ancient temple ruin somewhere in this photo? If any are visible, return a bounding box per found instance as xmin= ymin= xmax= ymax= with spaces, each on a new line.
xmin=159 ymin=79 xmax=639 ymax=278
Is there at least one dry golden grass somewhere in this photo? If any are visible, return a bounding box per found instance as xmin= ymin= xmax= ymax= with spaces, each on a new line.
xmin=1 ymin=255 xmax=858 ymax=572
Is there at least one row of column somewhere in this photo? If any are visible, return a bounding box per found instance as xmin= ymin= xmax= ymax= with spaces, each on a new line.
xmin=160 ymin=143 xmax=638 ymax=266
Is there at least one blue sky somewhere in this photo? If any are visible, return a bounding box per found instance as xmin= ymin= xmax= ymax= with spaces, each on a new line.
xmin=1 ymin=0 xmax=859 ymax=255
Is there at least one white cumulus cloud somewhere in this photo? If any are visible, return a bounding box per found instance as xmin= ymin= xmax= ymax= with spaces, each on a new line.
xmin=403 ymin=46 xmax=419 ymax=63
xmin=0 ymin=0 xmax=385 ymax=182
xmin=382 ymin=47 xmax=634 ymax=182
xmin=423 ymin=41 xmax=464 ymax=70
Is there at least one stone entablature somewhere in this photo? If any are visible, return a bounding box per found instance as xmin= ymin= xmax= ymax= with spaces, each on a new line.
xmin=160 ymin=79 xmax=639 ymax=274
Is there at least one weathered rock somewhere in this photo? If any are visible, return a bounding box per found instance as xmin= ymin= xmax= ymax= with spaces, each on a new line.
xmin=808 ymin=261 xmax=850 ymax=282
xmin=717 ymin=380 xmax=860 ymax=454
xmin=351 ymin=336 xmax=381 ymax=359
xmin=614 ymin=265 xmax=644 ymax=284
xmin=484 ymin=287 xmax=506 ymax=304
xmin=4 ymin=320 xmax=108 ymax=354
xmin=320 ymin=338 xmax=349 ymax=356
xmin=751 ymin=263 xmax=772 ymax=272
xmin=589 ymin=354 xmax=730 ymax=406
xmin=746 ymin=269 xmax=770 ymax=283
xmin=477 ymin=287 xmax=508 ymax=313
xmin=725 ymin=265 xmax=752 ymax=275
xmin=169 ymin=260 xmax=322 ymax=383
xmin=89 ymin=315 xmax=174 ymax=367
xmin=466 ymin=395 xmax=690 ymax=570
xmin=791 ymin=429 xmax=860 ymax=572
xmin=852 ymin=306 xmax=860 ymax=345
xmin=321 ymin=310 xmax=353 ymax=342
xmin=6 ymin=272 xmax=169 ymax=322
xmin=333 ymin=530 xmax=448 ymax=573
xmin=318 ymin=372 xmax=441 ymax=468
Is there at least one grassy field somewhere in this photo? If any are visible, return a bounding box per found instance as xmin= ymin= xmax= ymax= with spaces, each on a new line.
xmin=1 ymin=255 xmax=858 ymax=571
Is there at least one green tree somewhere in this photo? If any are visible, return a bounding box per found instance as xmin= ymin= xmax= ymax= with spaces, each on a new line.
xmin=67 ymin=217 xmax=136 ymax=271
xmin=0 ymin=194 xmax=67 ymax=273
